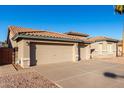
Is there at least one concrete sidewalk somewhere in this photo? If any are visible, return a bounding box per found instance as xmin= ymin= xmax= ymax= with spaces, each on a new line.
xmin=33 ymin=58 xmax=124 ymax=88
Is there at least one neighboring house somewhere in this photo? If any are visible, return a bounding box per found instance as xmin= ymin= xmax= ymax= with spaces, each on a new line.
xmin=7 ymin=26 xmax=91 ymax=68
xmin=87 ymin=36 xmax=119 ymax=59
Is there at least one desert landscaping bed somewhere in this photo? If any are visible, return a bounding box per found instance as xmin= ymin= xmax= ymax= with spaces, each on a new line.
xmin=0 ymin=71 xmax=59 ymax=88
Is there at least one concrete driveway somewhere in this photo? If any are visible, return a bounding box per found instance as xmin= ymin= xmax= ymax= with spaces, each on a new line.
xmin=33 ymin=58 xmax=124 ymax=88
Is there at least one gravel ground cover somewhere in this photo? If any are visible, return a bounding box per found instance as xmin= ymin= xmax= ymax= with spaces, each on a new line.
xmin=0 ymin=71 xmax=59 ymax=88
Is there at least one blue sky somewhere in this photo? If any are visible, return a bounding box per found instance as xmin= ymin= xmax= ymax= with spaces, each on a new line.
xmin=0 ymin=5 xmax=124 ymax=41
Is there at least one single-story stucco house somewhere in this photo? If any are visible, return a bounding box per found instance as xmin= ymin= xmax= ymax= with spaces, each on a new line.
xmin=7 ymin=26 xmax=91 ymax=68
xmin=87 ymin=36 xmax=119 ymax=59
xmin=7 ymin=26 xmax=120 ymax=68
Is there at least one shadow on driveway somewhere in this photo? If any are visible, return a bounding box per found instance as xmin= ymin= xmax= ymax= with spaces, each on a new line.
xmin=104 ymin=72 xmax=124 ymax=79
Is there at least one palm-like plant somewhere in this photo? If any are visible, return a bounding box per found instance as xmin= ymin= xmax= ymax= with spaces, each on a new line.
xmin=115 ymin=5 xmax=124 ymax=14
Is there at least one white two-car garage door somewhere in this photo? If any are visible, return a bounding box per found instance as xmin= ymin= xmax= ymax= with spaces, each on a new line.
xmin=30 ymin=43 xmax=73 ymax=65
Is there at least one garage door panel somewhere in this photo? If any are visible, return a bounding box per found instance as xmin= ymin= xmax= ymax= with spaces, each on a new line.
xmin=31 ymin=43 xmax=73 ymax=65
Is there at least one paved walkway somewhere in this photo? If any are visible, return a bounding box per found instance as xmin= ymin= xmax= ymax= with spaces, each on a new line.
xmin=33 ymin=57 xmax=124 ymax=88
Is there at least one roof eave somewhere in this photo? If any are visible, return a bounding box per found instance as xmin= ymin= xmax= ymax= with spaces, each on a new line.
xmin=91 ymin=39 xmax=119 ymax=43
xmin=106 ymin=39 xmax=119 ymax=43
xmin=12 ymin=34 xmax=89 ymax=43
xmin=84 ymin=42 xmax=91 ymax=44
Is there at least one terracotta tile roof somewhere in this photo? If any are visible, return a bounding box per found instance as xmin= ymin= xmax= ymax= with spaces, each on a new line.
xmin=9 ymin=26 xmax=88 ymax=42
xmin=87 ymin=36 xmax=118 ymax=42
xmin=9 ymin=26 xmax=42 ymax=36
xmin=65 ymin=31 xmax=89 ymax=37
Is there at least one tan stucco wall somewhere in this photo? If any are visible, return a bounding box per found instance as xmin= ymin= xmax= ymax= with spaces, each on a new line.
xmin=17 ymin=40 xmax=30 ymax=68
xmin=8 ymin=32 xmax=17 ymax=48
xmin=73 ymin=43 xmax=79 ymax=62
xmin=85 ymin=45 xmax=90 ymax=60
xmin=79 ymin=44 xmax=90 ymax=60
xmin=90 ymin=41 xmax=117 ymax=59
xmin=123 ymin=40 xmax=124 ymax=56
xmin=117 ymin=45 xmax=123 ymax=56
